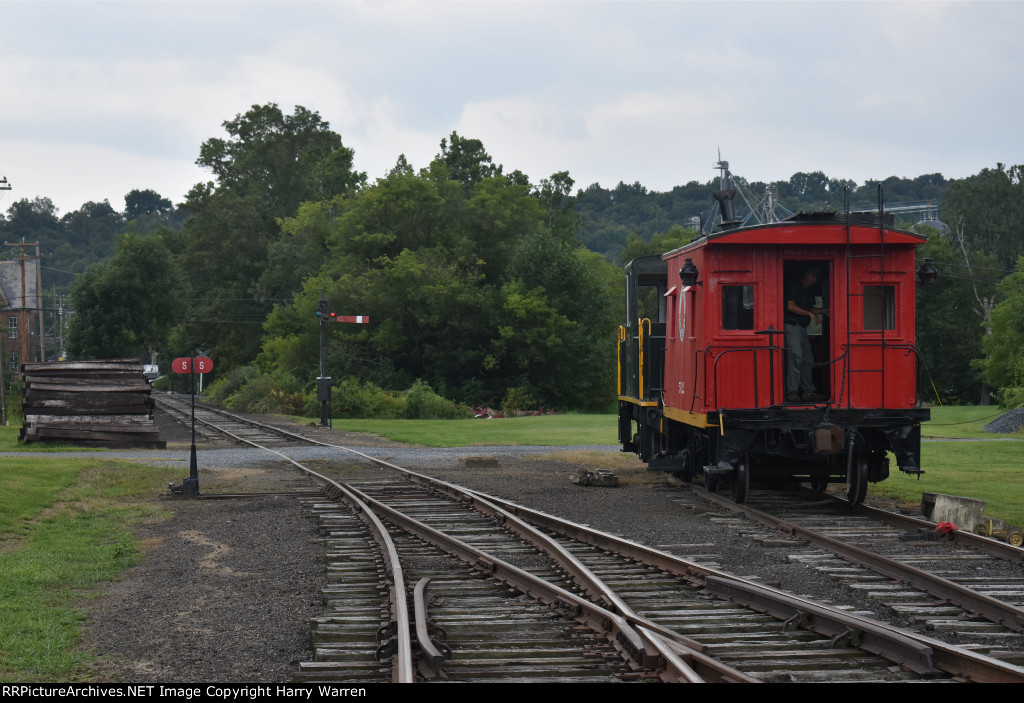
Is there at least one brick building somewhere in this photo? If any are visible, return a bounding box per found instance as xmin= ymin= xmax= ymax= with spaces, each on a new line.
xmin=0 ymin=253 xmax=43 ymax=373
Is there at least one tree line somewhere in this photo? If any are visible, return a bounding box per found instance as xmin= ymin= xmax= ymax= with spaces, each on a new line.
xmin=2 ymin=102 xmax=1022 ymax=412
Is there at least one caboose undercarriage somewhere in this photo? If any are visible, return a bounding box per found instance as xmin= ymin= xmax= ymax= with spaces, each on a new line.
xmin=619 ymin=400 xmax=928 ymax=504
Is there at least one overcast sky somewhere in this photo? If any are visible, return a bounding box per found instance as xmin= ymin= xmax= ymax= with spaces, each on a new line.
xmin=1 ymin=0 xmax=1021 ymax=216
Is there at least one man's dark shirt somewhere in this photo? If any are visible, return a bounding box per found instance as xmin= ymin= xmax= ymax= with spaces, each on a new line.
xmin=785 ymin=280 xmax=815 ymax=327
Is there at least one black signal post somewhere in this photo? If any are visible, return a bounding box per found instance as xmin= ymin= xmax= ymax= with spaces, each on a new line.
xmin=314 ymin=291 xmax=369 ymax=429
xmin=172 ymin=355 xmax=213 ymax=495
xmin=316 ymin=292 xmax=332 ymax=428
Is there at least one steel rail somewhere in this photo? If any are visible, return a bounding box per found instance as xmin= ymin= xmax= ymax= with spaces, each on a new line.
xmin=270 ymin=438 xmax=992 ymax=682
xmin=412 ymin=578 xmax=450 ymax=679
xmin=456 ymin=488 xmax=1024 ymax=684
xmin=844 ymin=498 xmax=1024 ymax=565
xmin=327 ymin=472 xmax=723 ymax=682
xmin=156 ymin=403 xmax=1024 ymax=682
xmin=159 ymin=400 xmax=416 ymax=684
xmin=160 ymin=402 xmax=705 ymax=681
xmin=692 ymin=484 xmax=1024 ymax=633
xmin=211 ymin=412 xmax=1021 ymax=682
xmin=382 ymin=471 xmax=758 ymax=682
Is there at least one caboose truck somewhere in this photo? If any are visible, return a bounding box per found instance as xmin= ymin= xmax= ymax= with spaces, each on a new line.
xmin=618 ymin=190 xmax=931 ymax=504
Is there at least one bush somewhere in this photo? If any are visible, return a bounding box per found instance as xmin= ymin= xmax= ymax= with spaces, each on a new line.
xmin=501 ymin=386 xmax=535 ymax=416
xmin=305 ymin=377 xmax=471 ymax=420
xmin=405 ymin=380 xmax=471 ymax=419
xmin=206 ymin=365 xmax=260 ymax=405
xmin=224 ymin=370 xmax=306 ymax=415
xmin=311 ymin=378 xmax=405 ymax=419
xmin=4 ymin=377 xmax=23 ymax=422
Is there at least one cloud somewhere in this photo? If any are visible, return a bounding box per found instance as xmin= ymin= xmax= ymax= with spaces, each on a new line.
xmin=1 ymin=0 xmax=1022 ymax=213
xmin=0 ymin=138 xmax=203 ymax=214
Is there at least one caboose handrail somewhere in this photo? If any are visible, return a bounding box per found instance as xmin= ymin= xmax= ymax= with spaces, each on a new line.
xmin=638 ymin=318 xmax=652 ymax=399
xmin=840 ymin=339 xmax=923 ymax=408
xmin=616 ymin=325 xmax=627 ymax=396
xmin=706 ymin=344 xmax=783 ymax=409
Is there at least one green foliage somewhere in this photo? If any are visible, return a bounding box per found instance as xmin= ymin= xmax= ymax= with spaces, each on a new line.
xmin=259 ymin=135 xmax=620 ymax=410
xmin=66 ymin=230 xmax=186 ymax=360
xmin=5 ymin=377 xmax=23 ymax=423
xmin=942 ymin=164 xmax=1024 ymax=269
xmin=981 ymin=257 xmax=1024 ymax=407
xmin=501 ymin=386 xmax=535 ymax=415
xmin=618 ymin=225 xmax=698 ymax=265
xmin=124 ymin=189 xmax=172 ymax=220
xmin=575 ymin=172 xmax=952 ymax=263
xmin=0 ymin=194 xmax=185 ymax=300
xmin=206 ymin=364 xmax=260 ymax=405
xmin=914 ymin=230 xmax=993 ymax=404
xmin=315 ymin=377 xmax=405 ymax=419
xmin=404 ymin=380 xmax=470 ymax=419
xmin=224 ymin=370 xmax=305 ymax=415
xmin=175 ymin=103 xmax=366 ymax=374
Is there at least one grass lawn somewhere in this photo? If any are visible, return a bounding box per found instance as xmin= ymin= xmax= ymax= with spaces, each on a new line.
xmin=0 ymin=457 xmax=180 ymax=682
xmin=301 ymin=405 xmax=1021 ymax=447
xmin=0 ymin=425 xmax=103 ymax=453
xmin=310 ymin=406 xmax=1023 ymax=528
xmin=920 ymin=405 xmax=1021 ymax=440
xmin=296 ymin=412 xmax=622 ymax=447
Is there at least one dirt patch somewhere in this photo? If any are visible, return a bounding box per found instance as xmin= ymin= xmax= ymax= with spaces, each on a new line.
xmin=81 ymin=493 xmax=324 ymax=683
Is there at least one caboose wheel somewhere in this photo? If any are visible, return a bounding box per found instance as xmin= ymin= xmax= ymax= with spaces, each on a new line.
xmin=731 ymin=456 xmax=749 ymax=503
xmin=846 ymin=455 xmax=868 ymax=505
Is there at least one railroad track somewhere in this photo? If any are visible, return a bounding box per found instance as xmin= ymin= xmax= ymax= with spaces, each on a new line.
xmin=153 ymin=396 xmax=1024 ymax=682
xmin=684 ymin=483 xmax=1024 ymax=665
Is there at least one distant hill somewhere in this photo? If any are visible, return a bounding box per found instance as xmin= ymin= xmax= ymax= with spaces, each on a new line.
xmin=575 ymin=171 xmax=950 ymax=260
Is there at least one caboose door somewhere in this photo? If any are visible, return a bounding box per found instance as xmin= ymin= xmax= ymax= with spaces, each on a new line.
xmin=782 ymin=259 xmax=833 ymax=403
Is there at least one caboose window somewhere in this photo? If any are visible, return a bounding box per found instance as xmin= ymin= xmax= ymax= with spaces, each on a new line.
xmin=863 ymin=285 xmax=895 ymax=330
xmin=638 ymin=285 xmax=664 ymax=323
xmin=722 ymin=285 xmax=754 ymax=330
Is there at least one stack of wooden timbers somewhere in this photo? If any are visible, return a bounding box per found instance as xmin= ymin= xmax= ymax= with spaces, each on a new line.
xmin=20 ymin=358 xmax=166 ymax=448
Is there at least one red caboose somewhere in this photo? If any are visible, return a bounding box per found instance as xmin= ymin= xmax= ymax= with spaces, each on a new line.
xmin=618 ymin=206 xmax=930 ymax=503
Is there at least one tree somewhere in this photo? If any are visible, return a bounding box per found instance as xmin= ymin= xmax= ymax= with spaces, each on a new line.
xmin=257 ymin=135 xmax=620 ymax=409
xmin=66 ymin=231 xmax=186 ymax=359
xmin=175 ymin=103 xmax=365 ymax=372
xmin=914 ymin=230 xmax=992 ymax=404
xmin=942 ymin=163 xmax=1024 ymax=268
xmin=436 ymin=131 xmax=501 ymax=188
xmin=125 ymin=189 xmax=173 ymax=219
xmin=60 ymin=200 xmax=124 ymax=262
xmin=196 ymin=103 xmax=364 ymax=214
xmin=618 ymin=225 xmax=697 ymax=266
xmin=980 ymin=258 xmax=1024 ymax=407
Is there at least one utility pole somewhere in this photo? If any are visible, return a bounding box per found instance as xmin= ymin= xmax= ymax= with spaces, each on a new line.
xmin=0 ymin=176 xmax=11 ymax=421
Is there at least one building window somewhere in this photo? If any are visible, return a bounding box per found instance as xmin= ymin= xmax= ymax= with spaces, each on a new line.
xmin=8 ymin=351 xmax=17 ymax=372
xmin=8 ymin=316 xmax=16 ymax=339
xmin=722 ymin=285 xmax=755 ymax=330
xmin=863 ymin=285 xmax=895 ymax=330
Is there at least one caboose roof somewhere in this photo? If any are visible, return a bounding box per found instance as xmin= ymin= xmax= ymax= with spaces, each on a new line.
xmin=662 ymin=211 xmax=927 ymax=260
